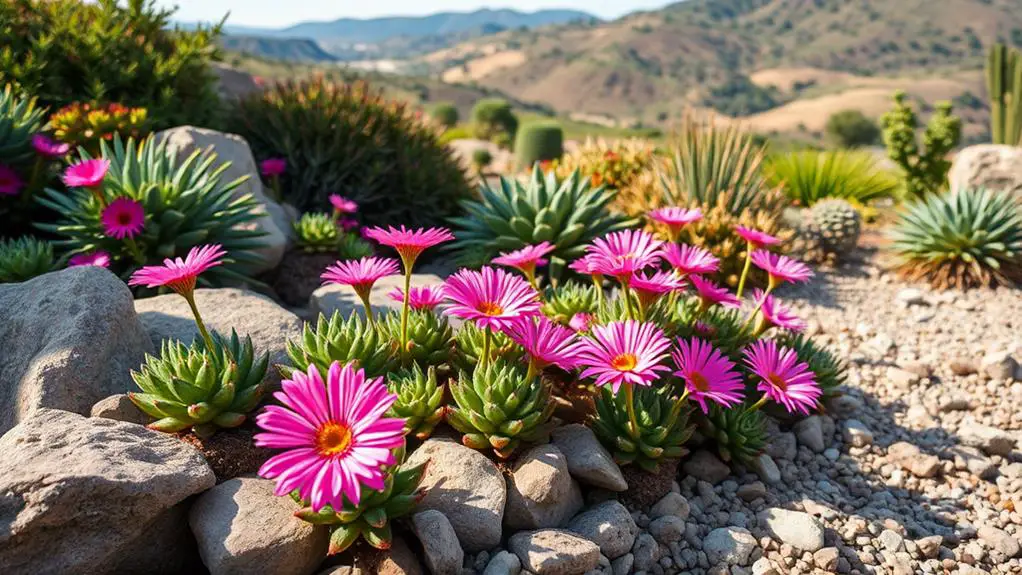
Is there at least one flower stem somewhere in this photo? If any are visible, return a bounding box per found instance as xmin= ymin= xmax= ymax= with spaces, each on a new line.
xmin=621 ymin=281 xmax=635 ymax=321
xmin=592 ymin=276 xmax=604 ymax=315
xmin=736 ymin=242 xmax=753 ymax=300
xmin=358 ymin=292 xmax=375 ymax=325
xmin=481 ymin=327 xmax=492 ymax=369
xmin=88 ymin=185 xmax=107 ymax=208
xmin=747 ymin=395 xmax=770 ymax=412
xmin=624 ymin=384 xmax=641 ymax=439
xmin=741 ymin=285 xmax=773 ymax=333
xmin=399 ymin=257 xmax=414 ymax=348
xmin=184 ymin=292 xmax=216 ymax=354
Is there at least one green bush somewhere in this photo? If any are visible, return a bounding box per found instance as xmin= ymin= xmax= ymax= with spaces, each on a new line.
xmin=514 ymin=122 xmax=564 ymax=168
xmin=438 ymin=125 xmax=473 ymax=145
xmin=471 ymin=98 xmax=518 ymax=144
xmin=880 ymin=91 xmax=961 ymax=198
xmin=0 ymin=0 xmax=222 ymax=131
xmin=765 ymin=150 xmax=900 ymax=206
xmin=824 ymin=110 xmax=880 ymax=148
xmin=431 ymin=102 xmax=459 ymax=128
xmin=229 ymin=78 xmax=472 ymax=227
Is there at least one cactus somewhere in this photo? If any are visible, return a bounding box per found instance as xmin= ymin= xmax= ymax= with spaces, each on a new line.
xmin=880 ymin=91 xmax=961 ymax=198
xmin=514 ymin=122 xmax=564 ymax=169
xmin=986 ymin=44 xmax=1022 ymax=146
xmin=809 ymin=198 xmax=861 ymax=255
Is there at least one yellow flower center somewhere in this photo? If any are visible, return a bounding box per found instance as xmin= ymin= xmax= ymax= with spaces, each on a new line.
xmin=689 ymin=371 xmax=709 ymax=392
xmin=315 ymin=421 xmax=353 ymax=457
xmin=767 ymin=373 xmax=788 ymax=392
xmin=478 ymin=301 xmax=504 ymax=316
xmin=611 ymin=353 xmax=638 ymax=372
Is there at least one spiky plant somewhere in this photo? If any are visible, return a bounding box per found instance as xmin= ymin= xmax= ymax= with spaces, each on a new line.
xmin=453 ymin=322 xmax=524 ymax=373
xmin=384 ymin=309 xmax=454 ymax=369
xmin=542 ymin=282 xmax=598 ymax=325
xmin=448 ymin=167 xmax=636 ymax=284
xmin=765 ymin=150 xmax=900 ymax=207
xmin=888 ymin=188 xmax=1022 ymax=289
xmin=881 ymin=91 xmax=961 ymax=199
xmin=591 ymin=385 xmax=694 ymax=472
xmin=0 ymin=236 xmax=56 ymax=283
xmin=776 ymin=332 xmax=848 ymax=400
xmin=37 ymin=136 xmax=268 ymax=290
xmin=129 ymin=330 xmax=269 ymax=437
xmin=285 ymin=312 xmax=396 ymax=380
xmin=697 ymin=404 xmax=767 ymax=465
xmin=809 ymin=198 xmax=861 ymax=255
xmin=0 ymin=84 xmax=45 ymax=171
xmin=386 ymin=365 xmax=446 ymax=440
xmin=447 ymin=359 xmax=556 ymax=458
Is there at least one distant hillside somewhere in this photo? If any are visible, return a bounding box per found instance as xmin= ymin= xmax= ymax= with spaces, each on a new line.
xmin=220 ymin=36 xmax=336 ymax=62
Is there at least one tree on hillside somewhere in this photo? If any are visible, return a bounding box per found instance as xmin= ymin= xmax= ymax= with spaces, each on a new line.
xmin=825 ymin=110 xmax=881 ymax=148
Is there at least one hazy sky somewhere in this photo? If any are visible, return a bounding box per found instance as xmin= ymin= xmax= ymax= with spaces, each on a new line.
xmin=161 ymin=1 xmax=671 ymax=27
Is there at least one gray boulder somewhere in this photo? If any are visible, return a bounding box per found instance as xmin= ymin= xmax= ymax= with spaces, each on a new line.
xmin=505 ymin=444 xmax=584 ymax=531
xmin=565 ymin=500 xmax=637 ymax=559
xmin=90 ymin=393 xmax=150 ymax=425
xmin=551 ymin=424 xmax=627 ymax=491
xmin=948 ymin=144 xmax=1022 ymax=200
xmin=411 ymin=510 xmax=464 ymax=575
xmin=509 ymin=529 xmax=600 ymax=575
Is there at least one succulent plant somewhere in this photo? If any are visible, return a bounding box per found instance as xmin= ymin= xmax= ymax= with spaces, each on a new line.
xmin=697 ymin=404 xmax=767 ymax=465
xmin=554 ymin=137 xmax=655 ymax=192
xmin=386 ymin=365 xmax=446 ymax=440
xmin=591 ymin=385 xmax=694 ymax=472
xmin=129 ymin=330 xmax=269 ymax=437
xmin=0 ymin=85 xmax=51 ymax=234
xmin=776 ymin=331 xmax=848 ymax=400
xmin=0 ymin=236 xmax=56 ymax=283
xmin=672 ymin=305 xmax=753 ymax=362
xmin=447 ymin=359 xmax=556 ymax=458
xmin=449 ymin=167 xmax=635 ymax=283
xmin=0 ymin=84 xmax=45 ymax=170
xmin=542 ymin=282 xmax=598 ymax=325
xmin=809 ymin=198 xmax=861 ymax=255
xmin=285 ymin=311 xmax=396 ymax=380
xmin=453 ymin=322 xmax=524 ymax=373
xmin=889 ymin=187 xmax=1022 ymax=289
xmin=293 ymin=212 xmax=341 ymax=253
xmin=881 ymin=91 xmax=961 ymax=198
xmin=787 ymin=221 xmax=828 ymax=264
xmin=384 ymin=309 xmax=455 ymax=369
xmin=293 ymin=444 xmax=426 ymax=554
xmin=49 ymin=101 xmax=149 ymax=156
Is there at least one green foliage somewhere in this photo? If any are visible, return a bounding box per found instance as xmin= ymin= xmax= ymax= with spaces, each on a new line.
xmin=229 ymin=77 xmax=472 ymax=227
xmin=880 ymin=91 xmax=961 ymax=198
xmin=0 ymin=0 xmax=222 ymax=130
xmin=472 ymin=148 xmax=493 ymax=171
xmin=430 ymin=102 xmax=459 ymax=128
xmin=809 ymin=198 xmax=862 ymax=254
xmin=824 ymin=110 xmax=880 ymax=148
xmin=471 ymin=98 xmax=518 ymax=144
xmin=292 ymin=212 xmax=372 ymax=257
xmin=0 ymin=236 xmax=55 ymax=283
xmin=888 ymin=187 xmax=1022 ymax=289
xmin=438 ymin=124 xmax=473 ymax=145
xmin=542 ymin=282 xmax=597 ymax=326
xmin=386 ymin=365 xmax=446 ymax=440
xmin=514 ymin=122 xmax=564 ymax=168
xmin=591 ymin=385 xmax=694 ymax=472
xmin=776 ymin=331 xmax=848 ymax=401
xmin=765 ymin=150 xmax=900 ymax=207
xmin=697 ymin=404 xmax=767 ymax=465
xmin=129 ymin=330 xmax=269 ymax=438
xmin=37 ymin=136 xmax=268 ymax=290
xmin=448 ymin=167 xmax=636 ymax=284
xmin=0 ymin=85 xmax=53 ymax=234
xmin=49 ymin=101 xmax=149 ymax=156
xmin=453 ymin=322 xmax=523 ymax=373
xmin=285 ymin=312 xmax=396 ymax=380
xmin=383 ymin=309 xmax=455 ymax=370
xmin=986 ymin=43 xmax=1022 ymax=146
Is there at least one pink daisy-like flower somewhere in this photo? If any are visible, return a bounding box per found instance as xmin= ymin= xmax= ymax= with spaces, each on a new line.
xmin=322 ymin=256 xmax=400 ymax=299
xmin=629 ymin=270 xmax=686 ymax=308
xmin=743 ymin=340 xmax=821 ymax=415
xmin=62 ymin=158 xmax=110 ymax=188
xmin=663 ymin=243 xmax=719 ymax=276
xmin=32 ymin=134 xmax=70 ymax=158
xmin=649 ymin=207 xmax=702 ymax=239
xmin=577 ymin=320 xmax=671 ymax=392
xmin=259 ymin=157 xmax=287 ymax=177
xmin=735 ymin=225 xmax=781 ymax=249
xmin=753 ymin=289 xmax=806 ymax=333
xmin=0 ymin=164 xmax=24 ymax=196
xmin=690 ymin=275 xmax=741 ymax=309
xmin=442 ymin=266 xmax=541 ymax=331
xmin=569 ymin=254 xmax=601 ymax=277
xmin=255 ymin=361 xmax=406 ymax=511
xmin=387 ymin=284 xmax=445 ymax=311
xmin=364 ymin=225 xmax=454 ymax=265
xmin=750 ymin=250 xmax=814 ymax=286
xmin=128 ymin=244 xmax=227 ymax=295
xmin=100 ymin=197 xmax=145 ymax=239
xmin=339 ymin=218 xmax=359 ymax=232
xmin=329 ymin=194 xmax=358 ymax=214
xmin=492 ymin=241 xmax=555 ymax=278
xmin=569 ymin=312 xmax=593 ymax=333
xmin=506 ymin=315 xmax=584 ymax=371
xmin=68 ymin=251 xmax=111 ymax=268
xmin=586 ymin=229 xmax=663 ymax=281
xmin=671 ymin=338 xmax=744 ymax=414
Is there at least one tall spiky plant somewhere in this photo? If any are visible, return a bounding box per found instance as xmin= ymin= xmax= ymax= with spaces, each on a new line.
xmin=765 ymin=150 xmax=900 ymax=207
xmin=986 ymin=43 xmax=1022 ymax=146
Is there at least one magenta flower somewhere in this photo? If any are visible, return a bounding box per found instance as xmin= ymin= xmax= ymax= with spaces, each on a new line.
xmin=339 ymin=218 xmax=359 ymax=232
xmin=387 ymin=284 xmax=445 ymax=311
xmin=569 ymin=254 xmax=601 ymax=277
xmin=492 ymin=241 xmax=555 ymax=282
xmin=0 ymin=164 xmax=24 ymax=196
xmin=753 ymin=289 xmax=805 ymax=333
xmin=62 ymin=158 xmax=110 ymax=188
xmin=663 ymin=243 xmax=719 ymax=277
xmin=128 ymin=244 xmax=227 ymax=296
xmin=255 ymin=361 xmax=406 ymax=512
xmin=690 ymin=275 xmax=741 ymax=310
xmin=735 ymin=225 xmax=781 ymax=249
xmin=672 ymin=338 xmax=744 ymax=414
xmin=577 ymin=320 xmax=671 ymax=392
xmin=442 ymin=266 xmax=541 ymax=331
xmin=259 ymin=158 xmax=287 ymax=177
xmin=329 ymin=194 xmax=358 ymax=214
xmin=585 ymin=229 xmax=663 ymax=281
xmin=364 ymin=225 xmax=454 ymax=266
xmin=750 ymin=250 xmax=814 ymax=286
xmin=68 ymin=251 xmax=111 ymax=268
xmin=32 ymin=134 xmax=70 ymax=158
xmin=322 ymin=256 xmax=401 ymax=298
xmin=629 ymin=270 xmax=685 ymax=308
xmin=743 ymin=340 xmax=821 ymax=415
xmin=100 ymin=197 xmax=145 ymax=239
xmin=650 ymin=207 xmax=702 ymax=240
xmin=569 ymin=312 xmax=593 ymax=333
xmin=506 ymin=315 xmax=584 ymax=372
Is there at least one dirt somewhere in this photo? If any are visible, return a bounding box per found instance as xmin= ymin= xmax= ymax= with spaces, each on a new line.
xmin=267 ymin=250 xmax=339 ymax=307
xmin=619 ymin=457 xmax=679 ymax=509
xmin=179 ymin=423 xmax=274 ymax=483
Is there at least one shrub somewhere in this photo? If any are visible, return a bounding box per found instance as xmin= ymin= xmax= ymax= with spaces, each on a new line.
xmin=229 ymin=78 xmax=472 ymax=228
xmin=471 ymin=98 xmax=518 ymax=144
xmin=438 ymin=125 xmax=473 ymax=145
xmin=888 ymin=187 xmax=1022 ymax=289
xmin=431 ymin=102 xmax=459 ymax=128
xmin=880 ymin=91 xmax=961 ymax=198
xmin=49 ymin=102 xmax=149 ymax=156
xmin=0 ymin=236 xmax=56 ymax=282
xmin=824 ymin=110 xmax=880 ymax=148
xmin=765 ymin=150 xmax=900 ymax=207
xmin=514 ymin=122 xmax=564 ymax=168
xmin=554 ymin=138 xmax=656 ymax=193
xmin=0 ymin=0 xmax=222 ymax=130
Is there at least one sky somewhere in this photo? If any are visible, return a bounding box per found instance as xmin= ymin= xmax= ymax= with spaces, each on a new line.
xmin=159 ymin=1 xmax=672 ymax=28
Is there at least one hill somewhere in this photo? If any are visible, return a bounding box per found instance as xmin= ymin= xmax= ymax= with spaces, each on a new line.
xmin=220 ymin=36 xmax=336 ymax=62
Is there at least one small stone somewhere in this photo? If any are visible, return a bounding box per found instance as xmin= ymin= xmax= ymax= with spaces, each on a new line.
xmin=887 ymin=441 xmax=942 ymax=478
xmin=648 ymin=492 xmax=690 ymax=520
xmin=412 ymin=510 xmax=464 ymax=575
xmin=824 ymin=395 xmax=861 ymax=417
xmin=937 ymin=394 xmax=972 ymax=412
xmin=750 ymin=453 xmax=781 ymax=484
xmin=915 ymin=536 xmax=942 ymax=559
xmin=551 ymin=424 xmax=628 ymax=491
xmin=765 ymin=431 xmax=798 ymax=461
xmin=958 ymin=420 xmax=1016 ymax=456
xmin=504 ymin=445 xmax=583 ymax=530
xmin=793 ymin=416 xmax=825 ymax=453
xmin=509 ymin=529 xmax=600 ymax=575
xmin=898 ymin=360 xmax=933 ymax=378
xmin=737 ymin=481 xmax=768 ymax=502
xmin=682 ymin=450 xmax=730 ymax=484
xmin=949 ymin=358 xmax=979 ymax=376
xmin=981 ymin=350 xmax=1019 ymax=381
xmin=978 ymin=525 xmax=1021 ymax=558
xmin=841 ymin=419 xmax=873 ymax=447
xmin=631 ymin=533 xmax=659 ymax=572
xmin=752 ymin=557 xmax=779 ymax=575
xmin=812 ymin=547 xmax=839 ymax=570
xmin=703 ymin=527 xmax=757 ymax=566
xmin=376 ymin=535 xmax=425 ymax=575
xmin=895 ymin=288 xmax=926 ymax=306
xmin=878 ymin=529 xmax=905 ymax=552
xmin=648 ymin=515 xmax=685 ymax=545
xmin=483 ymin=551 xmax=522 ymax=575
xmin=565 ymin=500 xmax=638 ymax=560
xmin=947 ymin=445 xmax=997 ymax=479
xmin=89 ymin=393 xmax=149 ymax=425
xmin=886 ymin=367 xmax=920 ymax=386
xmin=758 ymin=508 xmax=825 ymax=552
xmin=610 ymin=554 xmax=633 ymax=575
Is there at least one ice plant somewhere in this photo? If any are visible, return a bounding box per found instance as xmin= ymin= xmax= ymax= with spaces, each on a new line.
xmin=586 ymin=229 xmax=663 ymax=319
xmin=690 ymin=275 xmax=741 ymax=312
xmin=62 ymin=159 xmax=110 ymax=205
xmin=443 ymin=266 xmax=541 ymax=364
xmin=734 ymin=225 xmax=781 ymax=298
xmin=101 ymin=197 xmax=145 ymax=239
xmin=492 ymin=241 xmax=555 ymax=288
xmin=259 ymin=157 xmax=286 ymax=201
xmin=743 ymin=339 xmax=822 ymax=415
xmin=321 ymin=256 xmax=401 ymax=324
xmin=671 ymin=338 xmax=744 ymax=414
xmin=255 ymin=361 xmax=406 ymax=512
xmin=570 ymin=312 xmax=592 ymax=333
xmin=329 ymin=194 xmax=358 ymax=219
xmin=32 ymin=134 xmax=70 ymax=158
xmin=0 ymin=164 xmax=24 ymax=196
xmin=663 ymin=243 xmax=719 ymax=277
xmin=751 ymin=289 xmax=806 ymax=335
xmin=649 ymin=207 xmax=703 ymax=242
xmin=569 ymin=254 xmax=605 ymax=311
xmin=750 ymin=250 xmax=814 ymax=287
xmin=68 ymin=251 xmax=111 ymax=268
xmin=339 ymin=218 xmax=359 ymax=232
xmin=387 ymin=285 xmax=445 ymax=311
xmin=505 ymin=315 xmax=584 ymax=376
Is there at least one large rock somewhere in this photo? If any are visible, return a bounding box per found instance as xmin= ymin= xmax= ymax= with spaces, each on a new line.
xmin=565 ymin=500 xmax=638 ymax=559
xmin=0 ymin=267 xmax=153 ymax=434
xmin=405 ymin=439 xmax=506 ymax=552
xmin=0 ymin=409 xmax=215 ymax=574
xmin=310 ymin=274 xmax=447 ymax=321
xmin=508 ymin=529 xmax=601 ymax=575
xmin=505 ymin=444 xmax=584 ymax=531
xmin=90 ymin=393 xmax=150 ymax=425
xmin=551 ymin=424 xmax=627 ymax=491
xmin=757 ymin=508 xmax=825 ymax=552
xmin=189 ymin=477 xmax=328 ymax=575
xmin=155 ymin=126 xmax=290 ymax=273
xmin=411 ymin=510 xmax=463 ymax=575
xmin=948 ymin=144 xmax=1022 ymax=200
xmin=704 ymin=527 xmax=757 ymax=566
xmin=958 ymin=420 xmax=1016 ymax=456
xmin=211 ymin=62 xmax=263 ymax=100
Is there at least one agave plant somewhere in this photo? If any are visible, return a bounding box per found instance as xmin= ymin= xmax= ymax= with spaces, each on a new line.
xmin=765 ymin=150 xmax=901 ymax=207
xmin=129 ymin=330 xmax=269 ymax=437
xmin=889 ymin=188 xmax=1022 ymax=289
xmin=386 ymin=365 xmax=446 ymax=440
xmin=448 ymin=167 xmax=636 ymax=284
xmin=285 ymin=312 xmax=396 ymax=379
xmin=384 ymin=309 xmax=455 ymax=369
xmin=591 ymin=385 xmax=694 ymax=472
xmin=697 ymin=404 xmax=767 ymax=465
xmin=0 ymin=236 xmax=56 ymax=283
xmin=37 ymin=136 xmax=268 ymax=289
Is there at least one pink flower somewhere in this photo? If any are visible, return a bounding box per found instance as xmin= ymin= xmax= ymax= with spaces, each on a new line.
xmin=62 ymin=159 xmax=110 ymax=188
xmin=364 ymin=225 xmax=454 ymax=265
xmin=569 ymin=313 xmax=593 ymax=333
xmin=68 ymin=251 xmax=111 ymax=268
xmin=259 ymin=158 xmax=287 ymax=177
xmin=387 ymin=285 xmax=445 ymax=311
xmin=506 ymin=315 xmax=584 ymax=371
xmin=577 ymin=320 xmax=671 ymax=392
xmin=32 ymin=134 xmax=70 ymax=158
xmin=100 ymin=197 xmax=145 ymax=239
xmin=339 ymin=218 xmax=359 ymax=232
xmin=690 ymin=275 xmax=741 ymax=309
xmin=753 ymin=289 xmax=805 ymax=333
xmin=750 ymin=250 xmax=814 ymax=286
xmin=442 ymin=266 xmax=541 ymax=331
xmin=629 ymin=270 xmax=685 ymax=308
xmin=255 ymin=361 xmax=406 ymax=511
xmin=672 ymin=338 xmax=744 ymax=414
xmin=735 ymin=226 xmax=781 ymax=249
xmin=492 ymin=241 xmax=555 ymax=279
xmin=586 ymin=229 xmax=663 ymax=281
xmin=649 ymin=207 xmax=702 ymax=238
xmin=743 ymin=340 xmax=821 ymax=415
xmin=330 ymin=194 xmax=358 ymax=214
xmin=569 ymin=255 xmax=602 ymax=278
xmin=322 ymin=256 xmax=400 ymax=299
xmin=0 ymin=164 xmax=24 ymax=196
xmin=128 ymin=244 xmax=227 ymax=295
xmin=663 ymin=243 xmax=719 ymax=276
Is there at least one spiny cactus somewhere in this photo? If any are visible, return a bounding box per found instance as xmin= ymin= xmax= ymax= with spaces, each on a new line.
xmin=986 ymin=43 xmax=1022 ymax=146
xmin=809 ymin=198 xmax=861 ymax=255
xmin=880 ymin=91 xmax=961 ymax=198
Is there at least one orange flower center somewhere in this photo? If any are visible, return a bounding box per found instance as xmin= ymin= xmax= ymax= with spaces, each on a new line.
xmin=689 ymin=371 xmax=709 ymax=392
xmin=478 ymin=301 xmax=504 ymax=316
xmin=611 ymin=353 xmax=638 ymax=372
xmin=315 ymin=421 xmax=353 ymax=457
xmin=767 ymin=373 xmax=788 ymax=392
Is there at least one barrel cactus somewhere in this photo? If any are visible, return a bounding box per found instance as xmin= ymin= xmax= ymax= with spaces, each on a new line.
xmin=809 ymin=198 xmax=861 ymax=255
xmin=514 ymin=122 xmax=564 ymax=168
